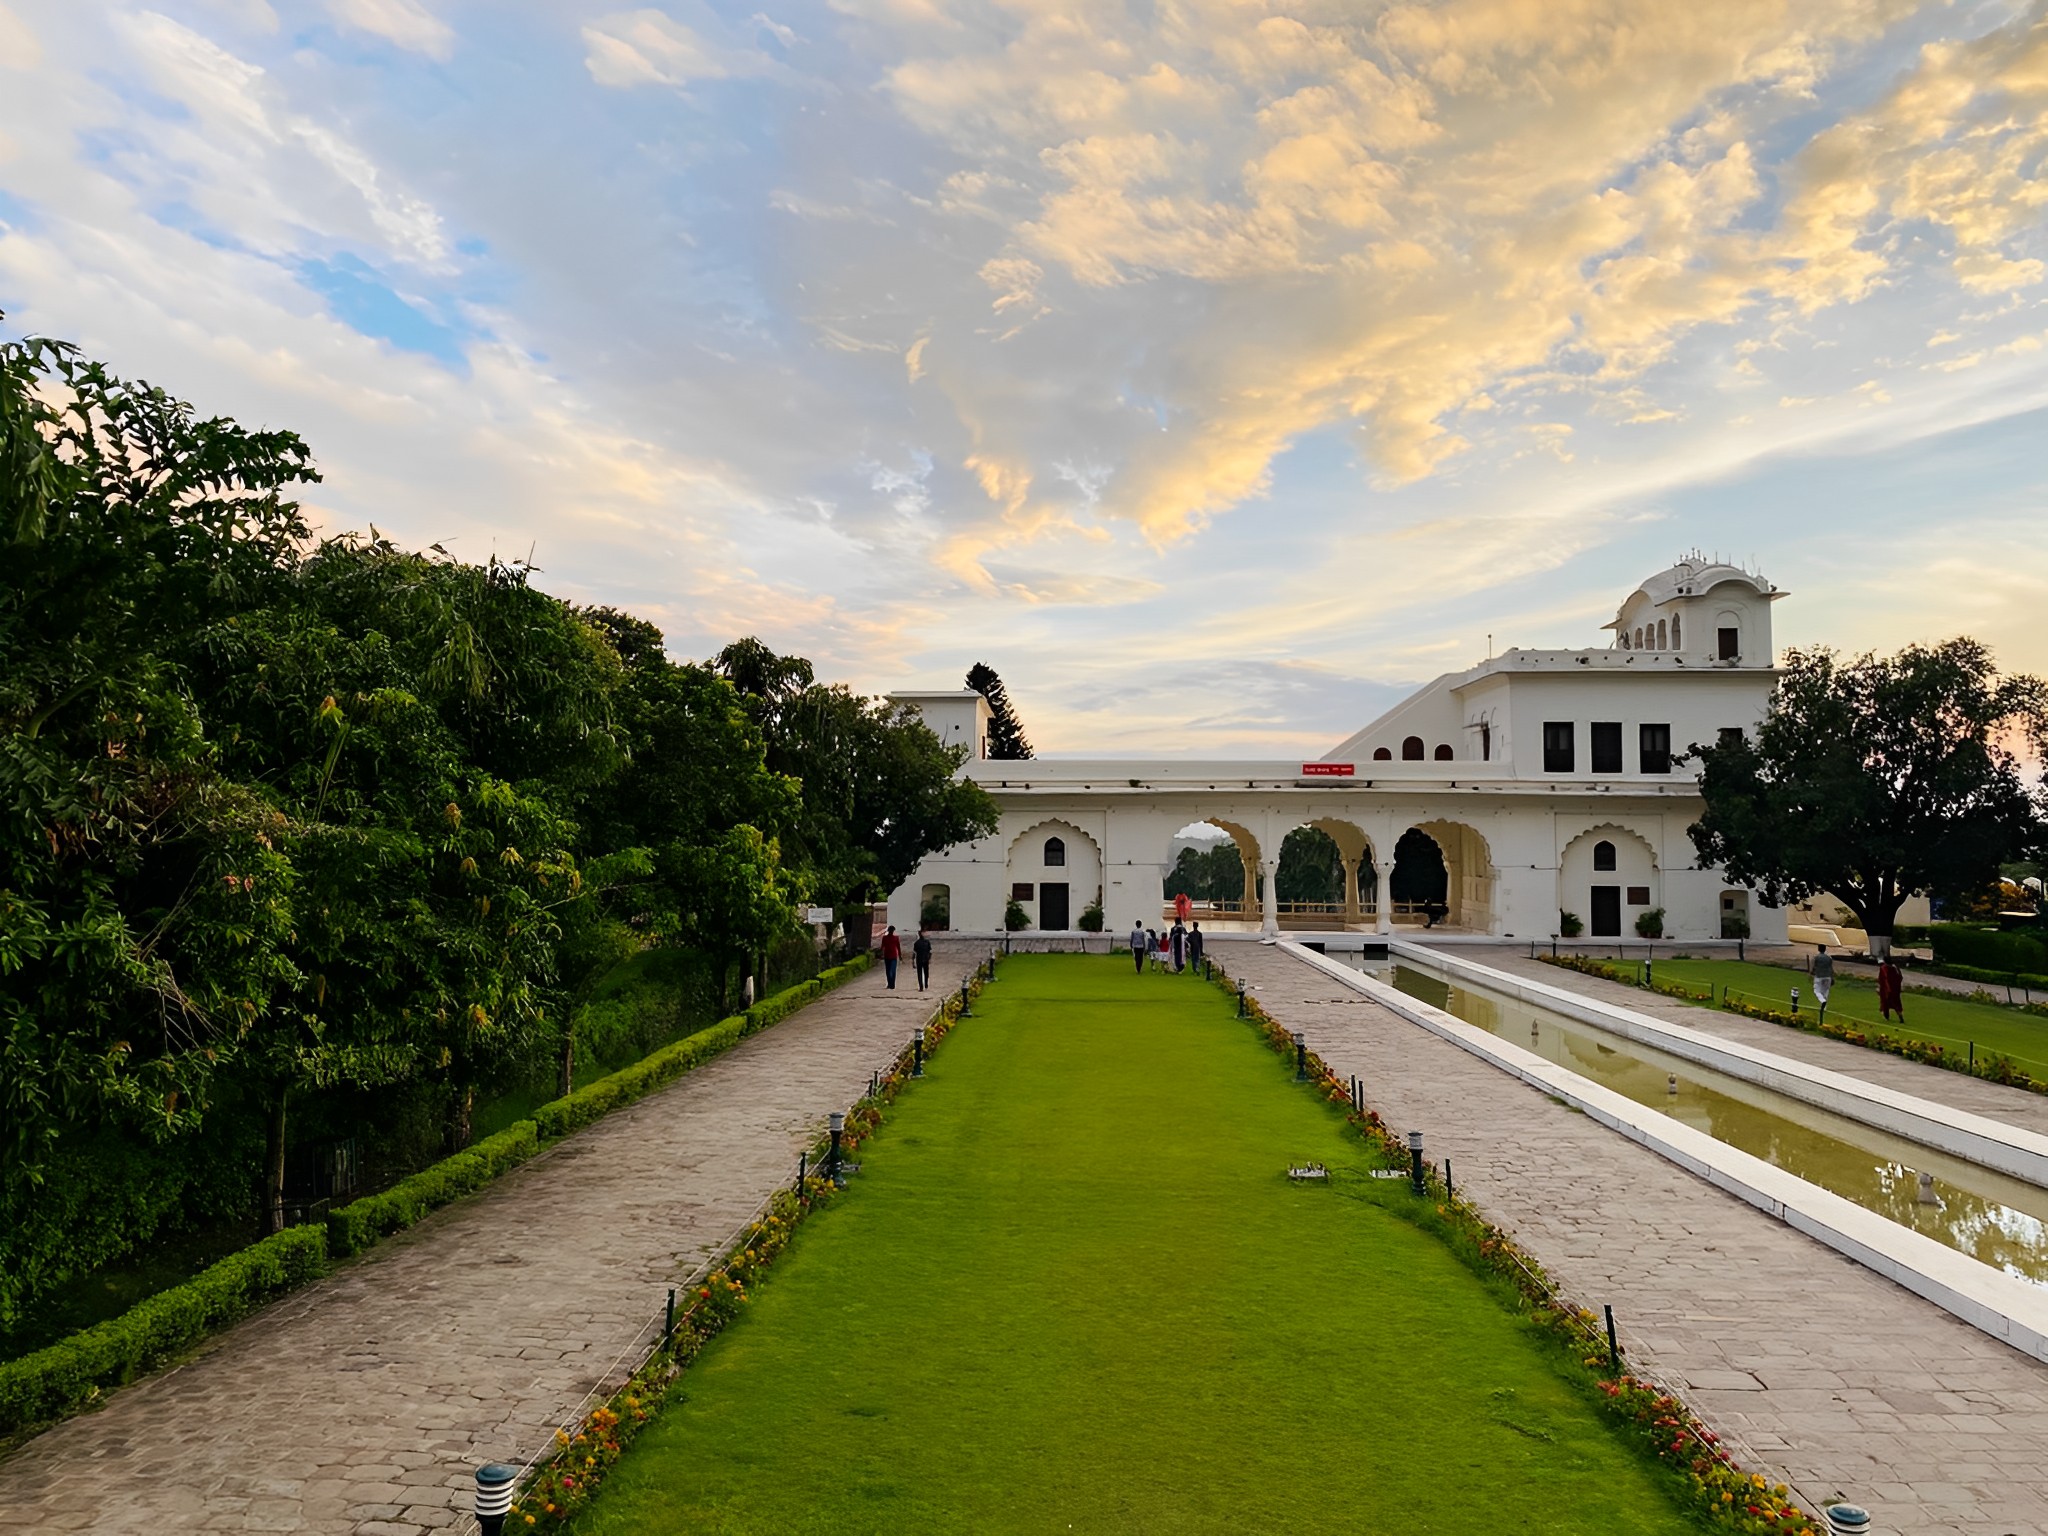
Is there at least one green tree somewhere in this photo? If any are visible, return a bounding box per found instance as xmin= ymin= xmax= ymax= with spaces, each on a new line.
xmin=659 ymin=825 xmax=801 ymax=1012
xmin=965 ymin=662 xmax=1034 ymax=760
xmin=1687 ymin=640 xmax=2048 ymax=952
xmin=1275 ymin=827 xmax=1343 ymax=905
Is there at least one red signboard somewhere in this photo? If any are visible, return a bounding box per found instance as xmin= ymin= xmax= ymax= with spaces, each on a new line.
xmin=1299 ymin=762 xmax=1355 ymax=777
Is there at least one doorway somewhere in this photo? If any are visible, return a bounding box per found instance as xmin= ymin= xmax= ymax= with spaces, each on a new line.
xmin=1040 ymin=882 xmax=1070 ymax=930
xmin=1591 ymin=885 xmax=1621 ymax=937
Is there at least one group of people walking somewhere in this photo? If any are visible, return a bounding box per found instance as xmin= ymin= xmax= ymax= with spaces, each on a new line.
xmin=878 ymin=925 xmax=933 ymax=991
xmin=1130 ymin=919 xmax=1204 ymax=974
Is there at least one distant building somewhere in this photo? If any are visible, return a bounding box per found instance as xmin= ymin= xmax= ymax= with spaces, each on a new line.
xmin=889 ymin=557 xmax=1790 ymax=944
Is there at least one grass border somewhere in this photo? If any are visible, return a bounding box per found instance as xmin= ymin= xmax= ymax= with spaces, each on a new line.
xmin=1209 ymin=958 xmax=1824 ymax=1536
xmin=509 ymin=957 xmax=989 ymax=1532
xmin=1538 ymin=952 xmax=2048 ymax=1094
xmin=0 ymin=954 xmax=875 ymax=1442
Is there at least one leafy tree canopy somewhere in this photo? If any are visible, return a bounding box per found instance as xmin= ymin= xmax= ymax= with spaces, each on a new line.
xmin=1686 ymin=640 xmax=2048 ymax=939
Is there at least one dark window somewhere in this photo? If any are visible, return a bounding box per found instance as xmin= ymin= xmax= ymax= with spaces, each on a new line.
xmin=1640 ymin=723 xmax=1671 ymax=774
xmin=1543 ymin=721 xmax=1574 ymax=773
xmin=1718 ymin=626 xmax=1739 ymax=660
xmin=1590 ymin=721 xmax=1622 ymax=773
xmin=1593 ymin=840 xmax=1617 ymax=871
xmin=1372 ymin=746 xmax=1392 ymax=761
xmin=1011 ymin=882 xmax=1034 ymax=901
xmin=1433 ymin=743 xmax=1453 ymax=761
xmin=1044 ymin=836 xmax=1065 ymax=867
xmin=1401 ymin=735 xmax=1425 ymax=760
xmin=1627 ymin=886 xmax=1651 ymax=906
xmin=1718 ymin=727 xmax=1744 ymax=750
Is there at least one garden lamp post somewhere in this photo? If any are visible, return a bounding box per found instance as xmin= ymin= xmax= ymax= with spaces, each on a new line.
xmin=1824 ymin=1504 xmax=1870 ymax=1535
xmin=475 ymin=1464 xmax=517 ymax=1536
xmin=827 ymin=1111 xmax=847 ymax=1187
xmin=1408 ymin=1129 xmax=1427 ymax=1194
xmin=912 ymin=1033 xmax=924 ymax=1077
xmin=1292 ymin=1031 xmax=1309 ymax=1082
xmin=1791 ymin=986 xmax=1801 ymax=1017
xmin=1237 ymin=982 xmax=1247 ymax=1017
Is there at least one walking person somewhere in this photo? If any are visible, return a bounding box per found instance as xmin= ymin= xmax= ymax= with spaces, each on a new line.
xmin=1188 ymin=921 xmax=1205 ymax=972
xmin=1130 ymin=921 xmax=1147 ymax=974
xmin=881 ymin=924 xmax=902 ymax=990
xmin=913 ymin=929 xmax=933 ymax=992
xmin=1877 ymin=956 xmax=1905 ymax=1022
xmin=1809 ymin=943 xmax=1834 ymax=1014
xmin=1170 ymin=918 xmax=1187 ymax=973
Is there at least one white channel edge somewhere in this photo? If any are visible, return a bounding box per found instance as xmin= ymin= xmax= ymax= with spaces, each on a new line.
xmin=1281 ymin=941 xmax=2048 ymax=1366
xmin=1386 ymin=940 xmax=2048 ymax=1191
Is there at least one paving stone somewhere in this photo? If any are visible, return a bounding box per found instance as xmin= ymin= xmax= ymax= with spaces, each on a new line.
xmin=1224 ymin=943 xmax=2048 ymax=1536
xmin=0 ymin=949 xmax=981 ymax=1533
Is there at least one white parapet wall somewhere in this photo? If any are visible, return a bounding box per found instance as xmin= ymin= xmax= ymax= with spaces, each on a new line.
xmin=1394 ymin=941 xmax=2048 ymax=1189
xmin=1283 ymin=941 xmax=2048 ymax=1366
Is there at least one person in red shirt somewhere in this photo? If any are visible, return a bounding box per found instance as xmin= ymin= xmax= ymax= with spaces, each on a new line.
xmin=880 ymin=925 xmax=902 ymax=989
xmin=1877 ymin=958 xmax=1905 ymax=1022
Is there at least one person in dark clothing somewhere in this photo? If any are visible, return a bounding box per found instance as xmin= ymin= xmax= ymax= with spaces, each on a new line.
xmin=912 ymin=930 xmax=933 ymax=992
xmin=880 ymin=925 xmax=901 ymax=989
xmin=1169 ymin=919 xmax=1187 ymax=972
xmin=1129 ymin=922 xmax=1147 ymax=973
xmin=1187 ymin=922 xmax=1205 ymax=971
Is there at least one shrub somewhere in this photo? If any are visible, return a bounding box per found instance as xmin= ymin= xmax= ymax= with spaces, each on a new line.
xmin=1004 ymin=899 xmax=1030 ymax=932
xmin=326 ymin=1121 xmax=542 ymax=1257
xmin=1932 ymin=923 xmax=2048 ymax=974
xmin=919 ymin=893 xmax=950 ymax=930
xmin=1931 ymin=961 xmax=2048 ymax=993
xmin=1633 ymin=907 xmax=1665 ymax=939
xmin=1720 ymin=913 xmax=1750 ymax=940
xmin=1559 ymin=910 xmax=1584 ymax=937
xmin=1076 ymin=898 xmax=1105 ymax=933
xmin=0 ymin=1224 xmax=326 ymax=1435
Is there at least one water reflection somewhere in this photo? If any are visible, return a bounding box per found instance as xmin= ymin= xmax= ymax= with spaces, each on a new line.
xmin=1377 ymin=962 xmax=2048 ymax=1288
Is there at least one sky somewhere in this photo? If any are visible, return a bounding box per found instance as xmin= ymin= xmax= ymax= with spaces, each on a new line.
xmin=2 ymin=0 xmax=2046 ymax=758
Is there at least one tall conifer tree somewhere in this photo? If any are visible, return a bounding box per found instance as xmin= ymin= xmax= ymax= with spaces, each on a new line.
xmin=965 ymin=662 xmax=1035 ymax=760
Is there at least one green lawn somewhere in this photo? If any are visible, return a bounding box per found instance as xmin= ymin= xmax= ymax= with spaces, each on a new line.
xmin=1608 ymin=957 xmax=2048 ymax=1074
xmin=578 ymin=955 xmax=1696 ymax=1535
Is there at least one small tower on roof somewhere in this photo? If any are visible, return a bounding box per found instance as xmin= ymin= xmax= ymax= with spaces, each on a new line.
xmin=1605 ymin=552 xmax=1784 ymax=665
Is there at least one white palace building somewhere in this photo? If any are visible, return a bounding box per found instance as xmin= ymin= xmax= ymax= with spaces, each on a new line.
xmin=886 ymin=556 xmax=1791 ymax=946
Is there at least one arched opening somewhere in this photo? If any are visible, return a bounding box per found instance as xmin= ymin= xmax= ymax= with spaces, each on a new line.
xmin=1671 ymin=613 xmax=1681 ymax=649
xmin=1163 ymin=819 xmax=1261 ymax=929
xmin=1372 ymin=746 xmax=1393 ymax=761
xmin=1560 ymin=824 xmax=1657 ymax=940
xmin=1634 ymin=625 xmax=1643 ymax=648
xmin=1269 ymin=818 xmax=1377 ymax=930
xmin=1433 ymin=743 xmax=1454 ymax=761
xmin=1401 ymin=736 xmax=1425 ymax=760
xmin=1720 ymin=888 xmax=1751 ymax=939
xmin=1006 ymin=820 xmax=1102 ymax=932
xmin=1390 ymin=821 xmax=1496 ymax=930
xmin=1656 ymin=618 xmax=1668 ymax=649
xmin=918 ymin=883 xmax=951 ymax=931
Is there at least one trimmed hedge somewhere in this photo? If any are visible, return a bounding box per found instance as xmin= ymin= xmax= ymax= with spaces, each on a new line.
xmin=326 ymin=1120 xmax=543 ymax=1257
xmin=533 ymin=954 xmax=874 ymax=1140
xmin=1929 ymin=961 xmax=2048 ymax=995
xmin=1 ymin=951 xmax=878 ymax=1440
xmin=1932 ymin=923 xmax=2048 ymax=975
xmin=0 ymin=1224 xmax=326 ymax=1436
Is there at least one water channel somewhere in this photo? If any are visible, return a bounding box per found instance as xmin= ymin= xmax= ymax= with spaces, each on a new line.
xmin=1350 ymin=958 xmax=2048 ymax=1288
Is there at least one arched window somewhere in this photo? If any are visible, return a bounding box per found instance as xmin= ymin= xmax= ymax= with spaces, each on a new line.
xmin=1593 ymin=839 xmax=1617 ymax=872
xmin=1044 ymin=836 xmax=1065 ymax=867
xmin=1634 ymin=626 xmax=1643 ymax=648
xmin=1372 ymin=746 xmax=1392 ymax=761
xmin=1433 ymin=743 xmax=1454 ymax=760
xmin=1656 ymin=619 xmax=1667 ymax=649
xmin=1671 ymin=613 xmax=1681 ymax=649
xmin=1619 ymin=631 xmax=1630 ymax=650
xmin=1401 ymin=736 xmax=1425 ymax=760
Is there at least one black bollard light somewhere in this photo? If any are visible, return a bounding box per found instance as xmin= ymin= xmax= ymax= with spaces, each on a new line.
xmin=912 ymin=1033 xmax=925 ymax=1077
xmin=959 ymin=979 xmax=972 ymax=1018
xmin=870 ymin=1070 xmax=879 ymax=1099
xmin=665 ymin=1286 xmax=676 ymax=1345
xmin=1644 ymin=958 xmax=1654 ymax=989
xmin=1407 ymin=1129 xmax=1426 ymax=1194
xmin=827 ymin=1111 xmax=847 ymax=1187
xmin=1444 ymin=1159 xmax=1454 ymax=1200
xmin=1603 ymin=1304 xmax=1621 ymax=1373
xmin=1790 ymin=986 xmax=1801 ymax=1017
xmin=1292 ymin=1031 xmax=1309 ymax=1082
xmin=1204 ymin=958 xmax=1213 ymax=981
xmin=476 ymin=1463 xmax=517 ymax=1536
xmin=1237 ymin=982 xmax=1247 ymax=1017
xmin=797 ymin=1149 xmax=808 ymax=1190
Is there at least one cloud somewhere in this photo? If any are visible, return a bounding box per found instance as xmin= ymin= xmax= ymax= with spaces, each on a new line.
xmin=0 ymin=3 xmax=42 ymax=69
xmin=326 ymin=0 xmax=452 ymax=61
xmin=583 ymin=9 xmax=739 ymax=89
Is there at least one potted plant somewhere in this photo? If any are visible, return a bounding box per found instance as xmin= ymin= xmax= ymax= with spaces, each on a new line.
xmin=1004 ymin=898 xmax=1030 ymax=932
xmin=1077 ymin=898 xmax=1105 ymax=933
xmin=1634 ymin=907 xmax=1666 ymax=939
xmin=1559 ymin=910 xmax=1584 ymax=937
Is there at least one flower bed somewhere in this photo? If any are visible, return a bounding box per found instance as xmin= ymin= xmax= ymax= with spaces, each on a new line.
xmin=1207 ymin=959 xmax=1820 ymax=1535
xmin=1538 ymin=953 xmax=2048 ymax=1095
xmin=508 ymin=958 xmax=988 ymax=1532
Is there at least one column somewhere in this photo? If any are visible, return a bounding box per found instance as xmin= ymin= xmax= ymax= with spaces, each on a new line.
xmin=1340 ymin=857 xmax=1361 ymax=927
xmin=1260 ymin=858 xmax=1281 ymax=935
xmin=1374 ymin=822 xmax=1399 ymax=936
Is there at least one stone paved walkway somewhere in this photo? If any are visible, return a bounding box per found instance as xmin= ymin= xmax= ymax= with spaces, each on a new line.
xmin=0 ymin=947 xmax=983 ymax=1536
xmin=1226 ymin=944 xmax=2048 ymax=1536
xmin=1468 ymin=947 xmax=2048 ymax=1140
